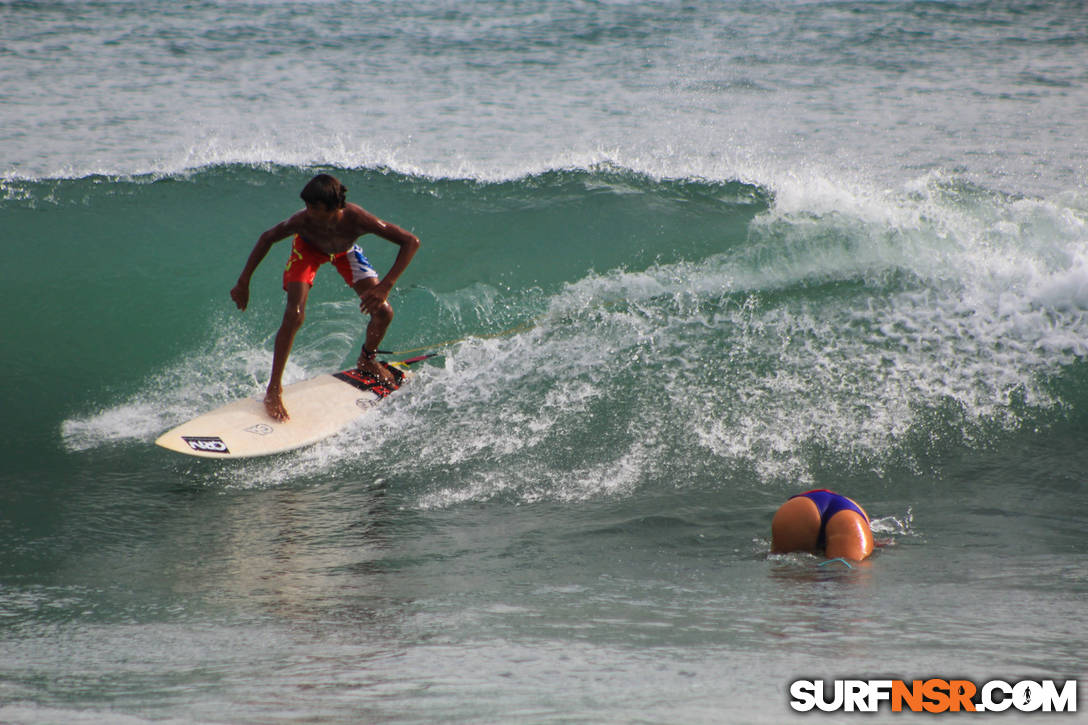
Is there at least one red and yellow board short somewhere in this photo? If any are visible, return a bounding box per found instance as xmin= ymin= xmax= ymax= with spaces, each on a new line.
xmin=283 ymin=235 xmax=378 ymax=290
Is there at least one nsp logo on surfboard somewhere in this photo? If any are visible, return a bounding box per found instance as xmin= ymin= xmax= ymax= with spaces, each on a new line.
xmin=182 ymin=436 xmax=230 ymax=454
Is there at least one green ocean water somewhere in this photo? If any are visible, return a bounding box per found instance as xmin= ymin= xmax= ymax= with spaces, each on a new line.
xmin=6 ymin=0 xmax=1088 ymax=719
xmin=3 ymin=165 xmax=767 ymax=449
xmin=2 ymin=164 xmax=1087 ymax=722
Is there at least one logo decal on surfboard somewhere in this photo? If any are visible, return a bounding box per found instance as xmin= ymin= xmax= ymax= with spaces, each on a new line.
xmin=333 ymin=365 xmax=403 ymax=397
xmin=182 ymin=436 xmax=230 ymax=454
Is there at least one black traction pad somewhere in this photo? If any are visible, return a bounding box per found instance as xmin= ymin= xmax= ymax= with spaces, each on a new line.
xmin=332 ymin=363 xmax=405 ymax=398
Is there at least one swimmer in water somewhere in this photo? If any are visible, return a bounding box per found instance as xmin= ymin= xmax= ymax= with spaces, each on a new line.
xmin=771 ymin=489 xmax=874 ymax=561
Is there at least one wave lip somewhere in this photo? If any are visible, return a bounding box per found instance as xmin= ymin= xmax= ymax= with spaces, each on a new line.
xmin=12 ymin=160 xmax=1082 ymax=498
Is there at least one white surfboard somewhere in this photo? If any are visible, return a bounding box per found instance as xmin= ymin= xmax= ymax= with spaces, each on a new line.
xmin=155 ymin=362 xmax=410 ymax=459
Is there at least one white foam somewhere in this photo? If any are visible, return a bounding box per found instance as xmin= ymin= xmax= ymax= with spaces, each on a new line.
xmin=60 ymin=315 xmax=299 ymax=454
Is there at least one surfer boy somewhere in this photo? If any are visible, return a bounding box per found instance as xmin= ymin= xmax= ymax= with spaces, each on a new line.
xmin=771 ymin=489 xmax=874 ymax=561
xmin=230 ymin=174 xmax=420 ymax=422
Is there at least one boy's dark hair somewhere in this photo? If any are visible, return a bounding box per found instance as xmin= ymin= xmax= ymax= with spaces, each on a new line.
xmin=300 ymin=174 xmax=348 ymax=210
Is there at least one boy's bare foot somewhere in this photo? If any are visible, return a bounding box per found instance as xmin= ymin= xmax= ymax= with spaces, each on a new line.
xmin=264 ymin=388 xmax=289 ymax=421
xmin=357 ymin=353 xmax=395 ymax=385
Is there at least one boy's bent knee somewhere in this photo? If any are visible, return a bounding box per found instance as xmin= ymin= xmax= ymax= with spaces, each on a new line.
xmin=370 ymin=302 xmax=393 ymax=322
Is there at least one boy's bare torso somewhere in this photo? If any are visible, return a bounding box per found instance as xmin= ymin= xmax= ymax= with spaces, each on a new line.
xmin=288 ymin=203 xmax=378 ymax=255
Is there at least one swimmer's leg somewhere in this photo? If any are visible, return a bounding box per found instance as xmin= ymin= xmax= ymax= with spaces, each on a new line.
xmin=771 ymin=496 xmax=822 ymax=554
xmin=824 ymin=510 xmax=874 ymax=561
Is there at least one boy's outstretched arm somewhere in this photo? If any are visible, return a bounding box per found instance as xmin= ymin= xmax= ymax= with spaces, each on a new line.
xmin=231 ymin=220 xmax=295 ymax=310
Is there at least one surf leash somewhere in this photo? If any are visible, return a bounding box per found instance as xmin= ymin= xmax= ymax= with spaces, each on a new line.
xmin=394 ymin=353 xmax=439 ymax=365
xmin=376 ymin=315 xmax=543 ymax=362
xmin=379 ymin=291 xmax=643 ymax=363
xmin=380 ymin=284 xmax=674 ymax=364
